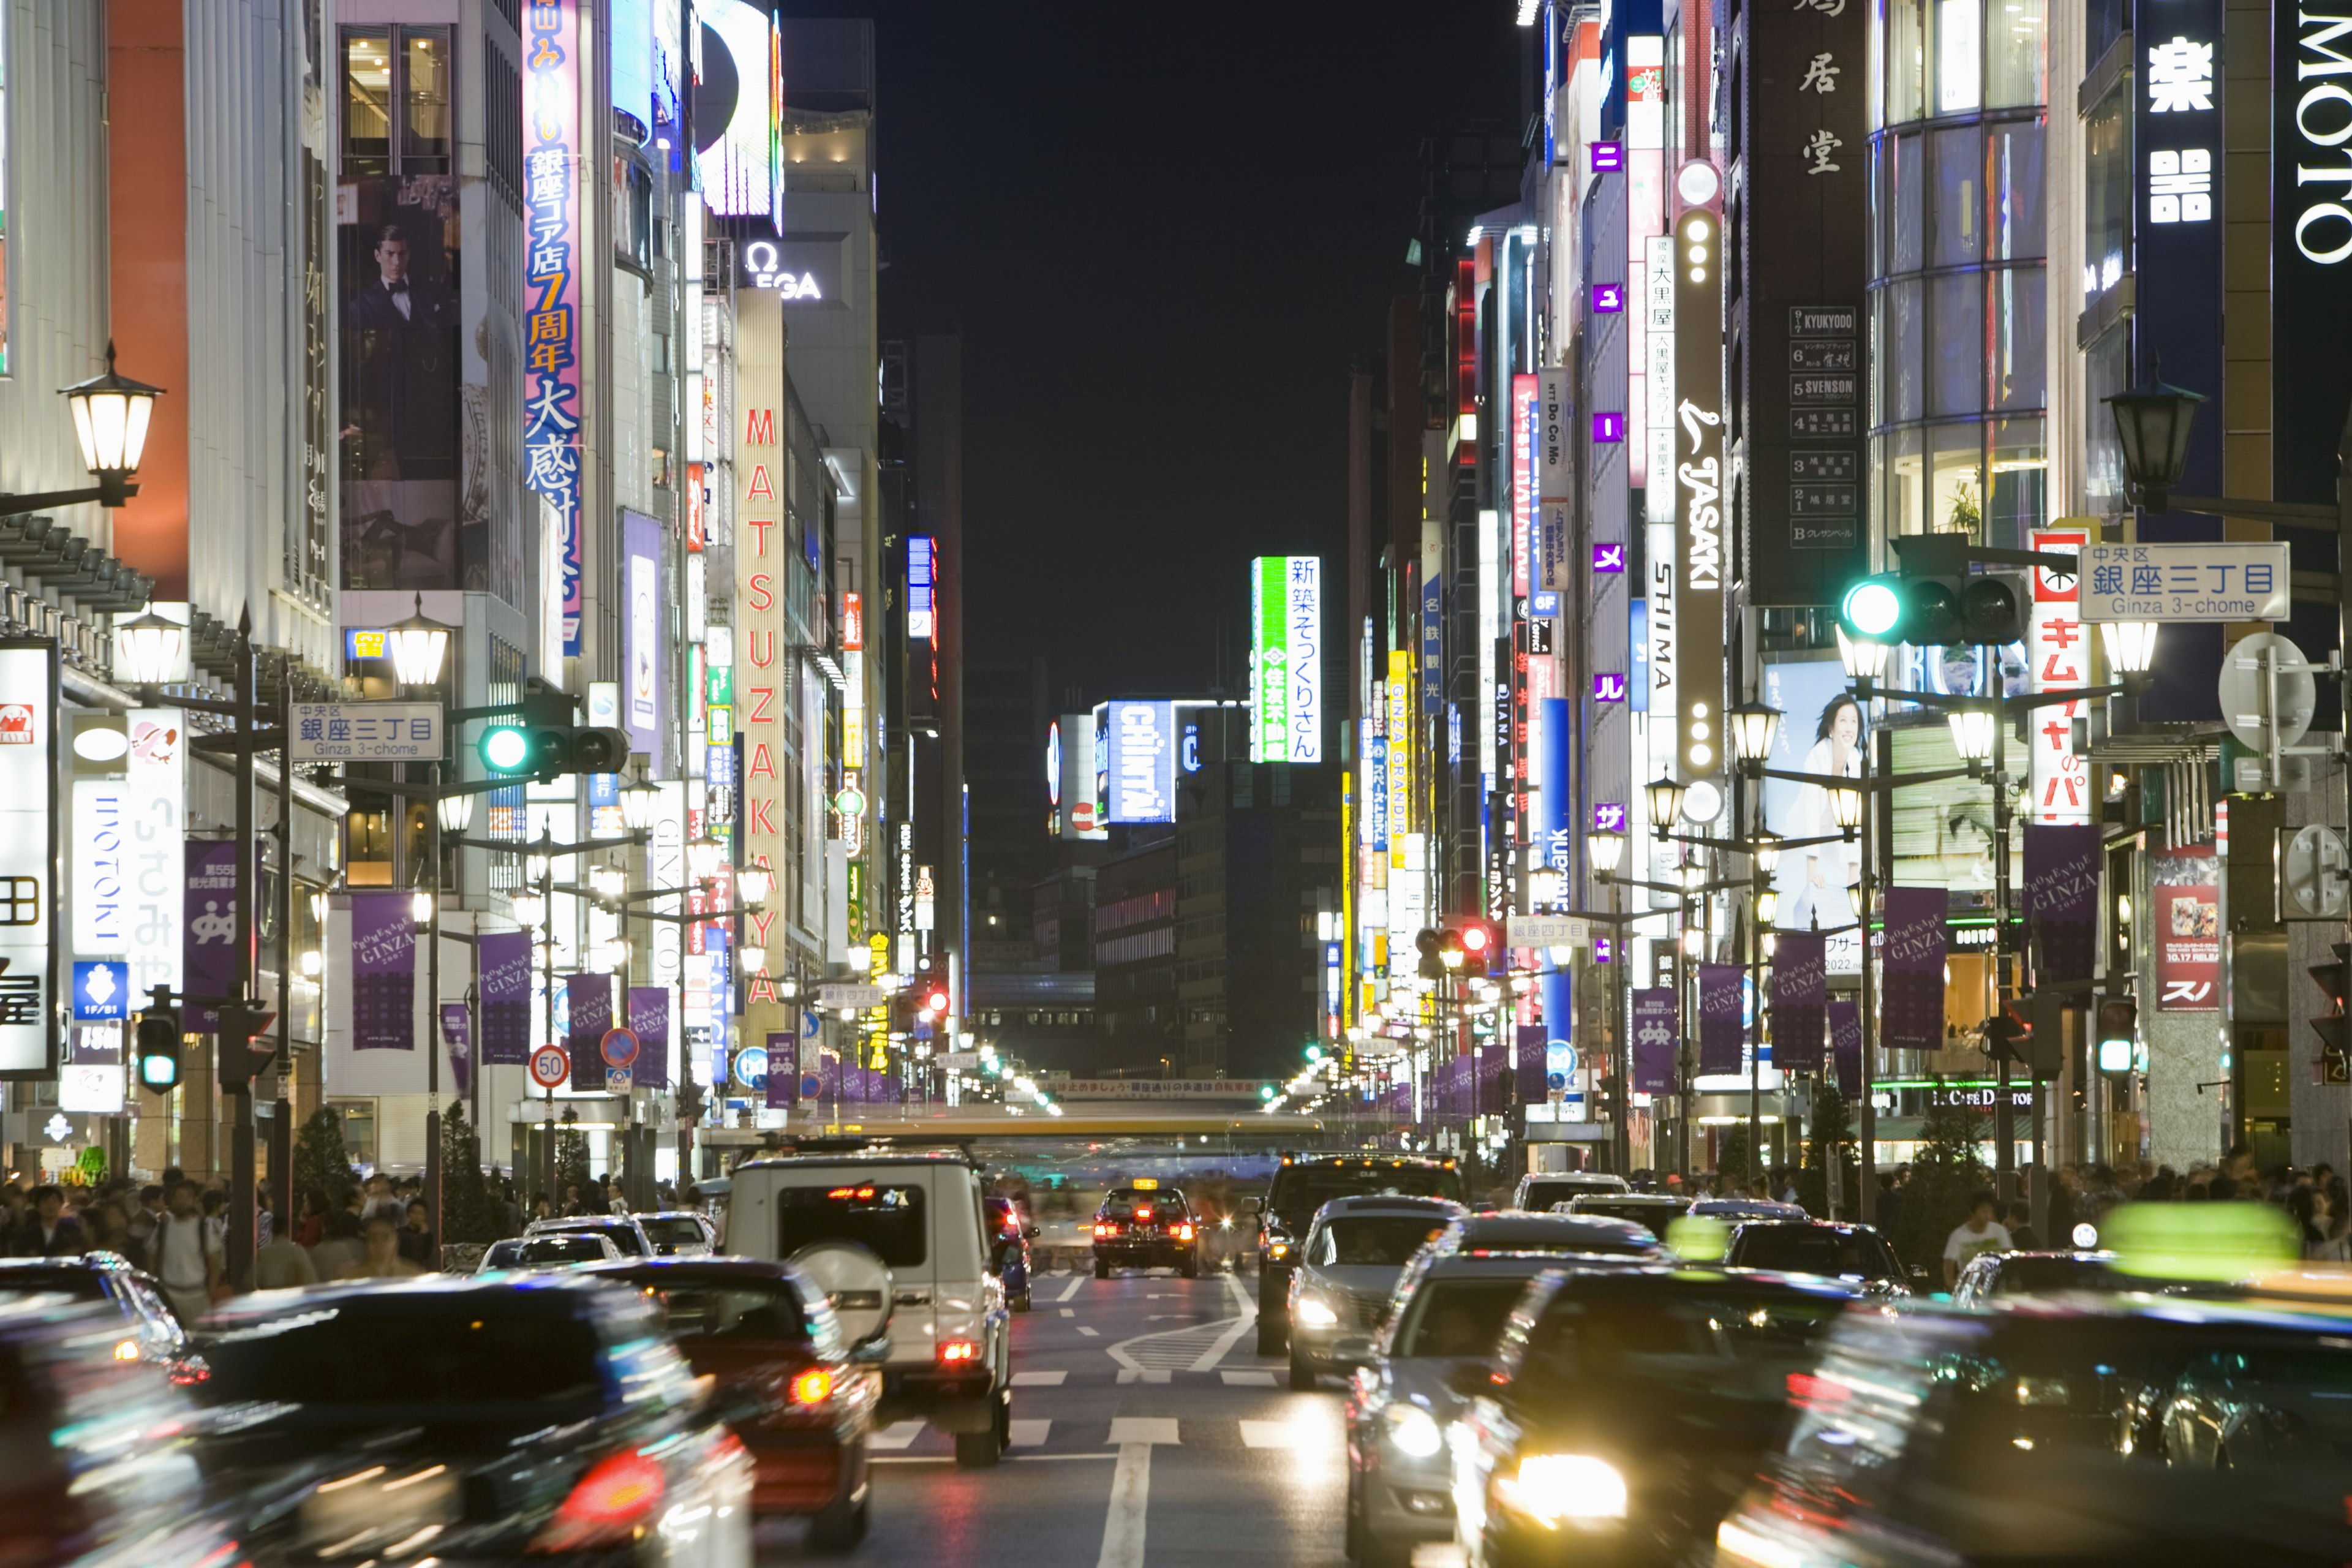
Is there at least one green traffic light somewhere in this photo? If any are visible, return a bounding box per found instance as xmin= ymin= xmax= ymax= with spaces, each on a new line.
xmin=140 ymin=1053 xmax=178 ymax=1090
xmin=1839 ymin=576 xmax=1903 ymax=639
xmin=480 ymin=724 xmax=531 ymax=773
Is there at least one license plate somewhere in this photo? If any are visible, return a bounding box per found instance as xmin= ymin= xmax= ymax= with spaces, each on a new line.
xmin=300 ymin=1467 xmax=460 ymax=1553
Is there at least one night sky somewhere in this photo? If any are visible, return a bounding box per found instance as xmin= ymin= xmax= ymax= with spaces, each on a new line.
xmin=842 ymin=1 xmax=1524 ymax=703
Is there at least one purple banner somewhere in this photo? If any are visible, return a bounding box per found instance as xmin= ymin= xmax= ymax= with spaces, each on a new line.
xmin=479 ymin=931 xmax=532 ymax=1065
xmin=1515 ymin=1024 xmax=1548 ymax=1107
xmin=2024 ymin=822 xmax=2101 ymax=984
xmin=1698 ymin=963 xmax=1745 ymax=1075
xmin=440 ymin=1003 xmax=472 ymax=1096
xmin=1770 ymin=933 xmax=1828 ymax=1072
xmin=765 ymin=1028 xmax=794 ymax=1110
xmin=183 ymin=840 xmax=246 ymax=1032
xmin=1631 ymin=988 xmax=1678 ymax=1095
xmin=349 ymin=891 xmax=415 ymax=1050
xmin=1830 ymin=998 xmax=1863 ymax=1098
xmin=1880 ymin=886 xmax=1948 ymax=1053
xmin=628 ymin=987 xmax=670 ymax=1090
xmin=565 ymin=974 xmax=610 ymax=1093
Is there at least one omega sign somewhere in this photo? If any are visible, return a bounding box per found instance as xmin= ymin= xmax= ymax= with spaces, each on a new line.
xmin=743 ymin=241 xmax=822 ymax=299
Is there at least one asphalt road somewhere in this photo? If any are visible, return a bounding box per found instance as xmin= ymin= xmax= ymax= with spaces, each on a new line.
xmin=759 ymin=1264 xmax=1354 ymax=1566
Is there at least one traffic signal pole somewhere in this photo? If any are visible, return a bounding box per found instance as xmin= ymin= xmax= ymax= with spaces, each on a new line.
xmin=228 ymin=613 xmax=258 ymax=1294
xmin=1994 ymin=716 xmax=2015 ymax=1205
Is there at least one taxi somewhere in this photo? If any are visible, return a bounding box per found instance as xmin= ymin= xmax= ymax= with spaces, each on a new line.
xmin=1091 ymin=1178 xmax=1200 ymax=1278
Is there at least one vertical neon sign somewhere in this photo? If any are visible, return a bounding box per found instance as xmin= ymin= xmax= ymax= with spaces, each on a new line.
xmin=524 ymin=1 xmax=585 ymax=657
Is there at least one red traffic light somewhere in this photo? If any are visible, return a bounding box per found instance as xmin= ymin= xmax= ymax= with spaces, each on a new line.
xmin=1459 ymin=923 xmax=1491 ymax=954
xmin=924 ymin=990 xmax=949 ymax=1014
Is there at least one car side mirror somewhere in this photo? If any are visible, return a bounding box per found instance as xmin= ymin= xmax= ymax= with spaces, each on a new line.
xmin=1447 ymin=1361 xmax=1498 ymax=1399
xmin=1024 ymin=1223 xmax=1041 ymax=1239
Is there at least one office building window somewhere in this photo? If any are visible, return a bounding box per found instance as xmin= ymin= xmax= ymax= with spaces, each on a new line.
xmin=342 ymin=26 xmax=453 ymax=177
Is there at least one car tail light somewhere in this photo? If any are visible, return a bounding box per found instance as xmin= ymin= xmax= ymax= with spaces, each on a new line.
xmin=1134 ymin=1207 xmax=1153 ymax=1221
xmin=1175 ymin=1223 xmax=1194 ymax=1240
xmin=531 ymin=1451 xmax=665 ymax=1552
xmin=789 ymin=1368 xmax=835 ymax=1407
xmin=1094 ymin=1221 xmax=1119 ymax=1238
xmin=937 ymin=1338 xmax=981 ymax=1368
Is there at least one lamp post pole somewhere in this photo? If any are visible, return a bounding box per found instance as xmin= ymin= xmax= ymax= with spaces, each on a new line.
xmin=227 ymin=612 xmax=258 ymax=1295
xmin=425 ymin=760 xmax=443 ymax=1253
xmin=270 ymin=653 xmax=295 ymax=1229
xmin=1994 ymin=716 xmax=2017 ymax=1204
xmin=1858 ymin=721 xmax=1882 ymax=1224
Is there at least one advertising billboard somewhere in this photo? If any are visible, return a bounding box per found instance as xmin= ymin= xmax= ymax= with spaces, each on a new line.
xmin=1250 ymin=556 xmax=1322 ymax=764
xmin=695 ymin=0 xmax=783 ymax=228
xmin=0 ymin=646 xmax=55 ymax=1074
xmin=1059 ymin=711 xmax=1106 ymax=840
xmin=1760 ymin=651 xmax=1863 ymax=974
xmin=1105 ymin=701 xmax=1175 ymax=824
xmin=622 ymin=508 xmax=664 ymax=764
xmin=522 ymin=0 xmax=585 ymax=655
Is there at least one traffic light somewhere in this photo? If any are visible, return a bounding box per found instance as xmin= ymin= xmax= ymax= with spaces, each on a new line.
xmin=922 ymin=987 xmax=949 ymax=1017
xmin=478 ymin=676 xmax=630 ymax=778
xmin=1838 ymin=568 xmax=2027 ymax=647
xmin=2096 ymin=993 xmax=2138 ymax=1073
xmin=1985 ymin=1001 xmax=2034 ymax=1064
xmin=1415 ymin=928 xmax=1447 ymax=981
xmin=135 ymin=987 xmax=181 ymax=1093
xmin=213 ymin=1001 xmax=278 ymax=1091
xmin=1457 ymin=919 xmax=1495 ymax=979
xmin=2311 ymin=943 xmax=2350 ymax=1082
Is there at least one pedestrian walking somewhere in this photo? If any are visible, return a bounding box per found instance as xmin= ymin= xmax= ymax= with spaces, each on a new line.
xmin=148 ymin=1180 xmax=224 ymax=1323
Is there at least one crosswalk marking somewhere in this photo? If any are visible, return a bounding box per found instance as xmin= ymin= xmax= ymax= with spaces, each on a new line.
xmin=1115 ymin=1368 xmax=1172 ymax=1384
xmin=1220 ymin=1370 xmax=1277 ymax=1387
xmin=1239 ymin=1421 xmax=1302 ymax=1449
xmin=1054 ymin=1276 xmax=1086 ymax=1303
xmin=1107 ymin=1416 xmax=1180 ymax=1446
xmin=1008 ymin=1419 xmax=1052 ymax=1447
xmin=870 ymin=1419 xmax=927 ymax=1451
xmin=1078 ymin=1325 xmax=1100 ymax=1336
xmin=1060 ymin=1308 xmax=1076 ymax=1317
xmin=1011 ymin=1370 xmax=1067 ymax=1387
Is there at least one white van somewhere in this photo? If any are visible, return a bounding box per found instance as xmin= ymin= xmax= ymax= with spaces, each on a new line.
xmin=723 ymin=1152 xmax=1012 ymax=1467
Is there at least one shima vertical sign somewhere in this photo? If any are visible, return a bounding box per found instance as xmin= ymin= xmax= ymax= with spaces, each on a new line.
xmin=523 ymin=0 xmax=586 ymax=656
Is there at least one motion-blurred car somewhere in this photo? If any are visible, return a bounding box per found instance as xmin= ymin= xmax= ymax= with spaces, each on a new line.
xmin=1347 ymin=1250 xmax=1636 ymax=1567
xmin=1951 ymin=1249 xmax=2128 ymax=1306
xmin=1448 ymin=1265 xmax=1859 ymax=1567
xmin=1509 ymin=1171 xmax=1629 ymax=1212
xmin=1714 ymin=1296 xmax=2352 ymax=1566
xmin=1722 ymin=1218 xmax=1912 ymax=1294
xmin=0 ymin=1295 xmax=238 ymax=1568
xmin=1425 ymin=1210 xmax=1668 ymax=1261
xmin=0 ymin=1251 xmax=190 ymax=1365
xmin=1289 ymin=1195 xmax=1465 ymax=1389
xmin=188 ymin=1275 xmax=754 ymax=1568
xmin=479 ymin=1232 xmax=625 ymax=1271
xmin=635 ymin=1210 xmax=720 ymax=1256
xmin=525 ymin=1213 xmax=658 ymax=1257
xmin=1092 ymin=1181 xmax=1198 ymax=1279
xmin=1689 ymin=1197 xmax=1809 ymax=1222
xmin=586 ymin=1256 xmax=879 ymax=1548
xmin=1561 ymin=1192 xmax=1692 ymax=1229
xmin=1257 ymin=1155 xmax=1466 ymax=1354
xmin=986 ymin=1196 xmax=1038 ymax=1310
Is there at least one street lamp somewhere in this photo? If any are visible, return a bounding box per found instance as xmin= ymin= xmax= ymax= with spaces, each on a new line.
xmin=59 ymin=343 xmax=164 ymax=508
xmin=737 ymin=864 xmax=774 ymax=908
xmin=687 ymin=834 xmax=726 ymax=882
xmin=410 ymin=885 xmax=434 ymax=931
xmin=1829 ymin=784 xmax=1865 ymax=835
xmin=1753 ymin=832 xmax=1783 ymax=874
xmin=588 ymin=864 xmax=625 ymax=900
xmin=1948 ymin=703 xmax=1999 ymax=767
xmin=2101 ymin=620 xmax=2162 ymax=679
xmin=435 ymin=791 xmax=474 ymax=834
xmin=1755 ymin=888 xmax=1779 ymax=927
xmin=1728 ymin=701 xmax=1782 ymax=770
xmin=2105 ymin=366 xmax=2206 ymax=514
xmin=386 ymin=595 xmax=453 ymax=687
xmin=1645 ymin=777 xmax=1687 ymax=839
xmin=1588 ymin=828 xmax=1627 ymax=877
xmin=114 ymin=610 xmax=186 ymax=687
xmin=620 ymin=778 xmax=663 ymax=833
xmin=511 ymin=892 xmax=546 ymax=929
xmin=1836 ymin=624 xmax=1893 ymax=687
xmin=1528 ymin=865 xmax=1563 ymax=908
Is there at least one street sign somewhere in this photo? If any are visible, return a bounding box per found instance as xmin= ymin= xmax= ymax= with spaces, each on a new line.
xmin=2078 ymin=543 xmax=2290 ymax=622
xmin=290 ymin=702 xmax=445 ymax=761
xmin=2219 ymin=631 xmax=2320 ymax=751
xmin=818 ymin=982 xmax=886 ymax=1011
xmin=937 ymin=1051 xmax=981 ymax=1069
xmin=70 ymin=961 xmax=128 ymax=1022
xmin=2280 ymin=825 xmax=2351 ymax=920
xmin=529 ymin=1045 xmax=568 ymax=1089
xmin=1507 ymin=915 xmax=1588 ymax=949
xmin=598 ymin=1026 xmax=640 ymax=1068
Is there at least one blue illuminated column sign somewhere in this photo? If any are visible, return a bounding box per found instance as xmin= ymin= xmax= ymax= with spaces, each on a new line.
xmin=908 ymin=537 xmax=935 ymax=642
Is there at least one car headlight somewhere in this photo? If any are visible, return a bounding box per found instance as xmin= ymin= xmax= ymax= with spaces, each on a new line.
xmin=1295 ymin=1294 xmax=1340 ymax=1328
xmin=1382 ymin=1404 xmax=1443 ymax=1459
xmin=1501 ymin=1454 xmax=1627 ymax=1524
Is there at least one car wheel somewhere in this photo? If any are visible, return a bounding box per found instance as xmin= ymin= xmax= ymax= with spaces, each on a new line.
xmin=1094 ymin=1256 xmax=1111 ymax=1280
xmin=1256 ymin=1313 xmax=1287 ymax=1356
xmin=807 ymin=1487 xmax=869 ymax=1553
xmin=1288 ymin=1346 xmax=1317 ymax=1391
xmin=1181 ymin=1253 xmax=1200 ymax=1280
xmin=1012 ymin=1291 xmax=1032 ymax=1313
xmin=955 ymin=1428 xmax=1001 ymax=1468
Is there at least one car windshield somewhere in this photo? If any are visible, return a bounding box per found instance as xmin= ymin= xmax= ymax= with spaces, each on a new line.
xmin=1315 ymin=1216 xmax=1447 ymax=1267
xmin=1460 ymin=1219 xmax=1654 ymax=1253
xmin=492 ymin=1237 xmax=609 ymax=1266
xmin=0 ymin=1270 xmax=111 ymax=1302
xmin=197 ymin=1302 xmax=609 ymax=1411
xmin=1396 ymin=1278 xmax=1539 ymax=1358
xmin=1271 ymin=1165 xmax=1461 ymax=1214
xmin=1732 ymin=1227 xmax=1899 ymax=1280
xmin=1572 ymin=1199 xmax=1691 ymax=1224
xmin=1108 ymin=1191 xmax=1185 ymax=1219
xmin=540 ymin=1222 xmax=646 ymax=1257
xmin=638 ymin=1217 xmax=709 ymax=1254
xmin=1518 ymin=1282 xmax=1849 ymax=1406
xmin=637 ymin=1278 xmax=810 ymax=1344
xmin=776 ymin=1183 xmax=927 ymax=1268
xmin=1520 ymin=1179 xmax=1619 ymax=1208
xmin=1984 ymin=1256 xmax=2127 ymax=1294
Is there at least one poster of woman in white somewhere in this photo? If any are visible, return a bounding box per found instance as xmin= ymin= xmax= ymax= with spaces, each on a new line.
xmin=1761 ymin=654 xmax=1865 ymax=973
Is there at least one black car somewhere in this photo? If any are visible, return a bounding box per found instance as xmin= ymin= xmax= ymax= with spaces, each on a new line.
xmin=1951 ymin=1248 xmax=2130 ymax=1306
xmin=187 ymin=1275 xmax=756 ymax=1568
xmin=0 ymin=1250 xmax=191 ymax=1366
xmin=0 ymin=1295 xmax=241 ymax=1568
xmin=1093 ymin=1183 xmax=1199 ymax=1278
xmin=1722 ymin=1218 xmax=1912 ymax=1294
xmin=1449 ymin=1264 xmax=1859 ymax=1567
xmin=1256 ymin=1154 xmax=1465 ymax=1352
xmin=1716 ymin=1295 xmax=2352 ymax=1566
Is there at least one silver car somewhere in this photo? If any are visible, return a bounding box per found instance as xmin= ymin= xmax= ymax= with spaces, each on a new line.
xmin=1286 ymin=1194 xmax=1464 ymax=1390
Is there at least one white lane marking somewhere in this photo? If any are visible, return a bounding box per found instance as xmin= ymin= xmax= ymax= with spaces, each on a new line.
xmin=1115 ymin=1368 xmax=1172 ymax=1384
xmin=1055 ymin=1276 xmax=1086 ymax=1303
xmin=1220 ymin=1370 xmax=1278 ymax=1387
xmin=1078 ymin=1325 xmax=1100 ymax=1336
xmin=1096 ymin=1441 xmax=1154 ymax=1568
xmin=1239 ymin=1420 xmax=1301 ymax=1449
xmin=1008 ymin=1419 xmax=1053 ymax=1447
xmin=1060 ymin=1308 xmax=1076 ymax=1318
xmin=1185 ymin=1271 xmax=1259 ymax=1372
xmin=1011 ymin=1370 xmax=1068 ymax=1387
xmin=873 ymin=1452 xmax=1115 ymax=1465
xmin=1108 ymin=1416 xmax=1180 ymax=1446
xmin=869 ymin=1419 xmax=927 ymax=1450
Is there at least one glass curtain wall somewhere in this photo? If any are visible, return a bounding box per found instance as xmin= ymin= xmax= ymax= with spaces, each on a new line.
xmin=1869 ymin=0 xmax=2048 ymax=549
